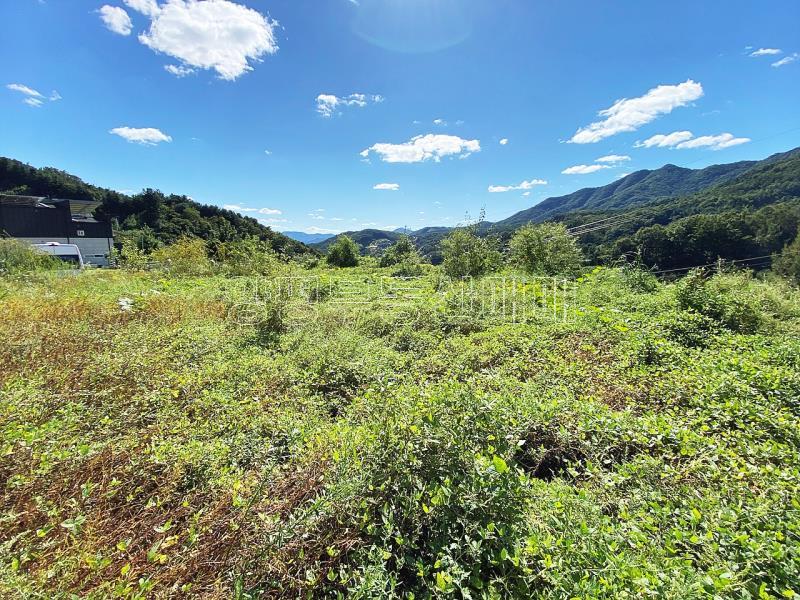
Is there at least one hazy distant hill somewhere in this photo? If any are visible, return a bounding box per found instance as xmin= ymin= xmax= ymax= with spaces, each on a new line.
xmin=282 ymin=231 xmax=335 ymax=244
xmin=0 ymin=157 xmax=311 ymax=256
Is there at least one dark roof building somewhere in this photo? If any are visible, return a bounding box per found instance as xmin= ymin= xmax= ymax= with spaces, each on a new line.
xmin=0 ymin=195 xmax=113 ymax=266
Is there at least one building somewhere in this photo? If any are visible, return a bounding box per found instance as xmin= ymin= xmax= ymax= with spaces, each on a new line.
xmin=0 ymin=195 xmax=114 ymax=266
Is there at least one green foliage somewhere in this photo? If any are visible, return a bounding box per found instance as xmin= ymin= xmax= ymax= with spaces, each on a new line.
xmin=215 ymin=237 xmax=279 ymax=276
xmin=441 ymin=226 xmax=501 ymax=279
xmin=0 ymin=239 xmax=60 ymax=275
xmin=380 ymin=235 xmax=425 ymax=276
xmin=774 ymin=232 xmax=800 ymax=283
xmin=1 ymin=264 xmax=800 ymax=598
xmin=151 ymin=237 xmax=214 ymax=276
xmin=326 ymin=235 xmax=360 ymax=267
xmin=509 ymin=222 xmax=584 ymax=276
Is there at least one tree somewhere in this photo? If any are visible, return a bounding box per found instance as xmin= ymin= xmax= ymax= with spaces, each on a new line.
xmin=380 ymin=235 xmax=418 ymax=267
xmin=440 ymin=227 xmax=501 ymax=278
xmin=509 ymin=222 xmax=583 ymax=276
xmin=774 ymin=232 xmax=800 ymax=283
xmin=326 ymin=235 xmax=360 ymax=267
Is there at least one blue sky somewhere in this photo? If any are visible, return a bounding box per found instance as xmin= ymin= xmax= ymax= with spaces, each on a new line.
xmin=1 ymin=0 xmax=799 ymax=234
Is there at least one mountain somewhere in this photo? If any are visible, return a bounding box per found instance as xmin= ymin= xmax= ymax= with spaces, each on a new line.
xmin=0 ymin=157 xmax=311 ymax=256
xmin=315 ymin=228 xmax=403 ymax=252
xmin=282 ymin=231 xmax=335 ymax=244
xmin=314 ymin=147 xmax=800 ymax=263
xmin=494 ymin=160 xmax=764 ymax=230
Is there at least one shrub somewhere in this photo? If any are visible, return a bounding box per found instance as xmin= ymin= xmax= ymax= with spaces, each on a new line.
xmin=380 ymin=235 xmax=419 ymax=268
xmin=440 ymin=227 xmax=501 ymax=279
xmin=113 ymin=238 xmax=151 ymax=270
xmin=0 ymin=239 xmax=60 ymax=275
xmin=326 ymin=235 xmax=360 ymax=268
xmin=151 ymin=237 xmax=214 ymax=276
xmin=774 ymin=232 xmax=800 ymax=284
xmin=509 ymin=222 xmax=584 ymax=276
xmin=675 ymin=270 xmax=764 ymax=334
xmin=215 ymin=237 xmax=278 ymax=276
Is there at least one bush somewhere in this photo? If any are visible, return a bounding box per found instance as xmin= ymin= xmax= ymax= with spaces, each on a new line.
xmin=774 ymin=232 xmax=800 ymax=284
xmin=151 ymin=237 xmax=214 ymax=276
xmin=380 ymin=235 xmax=419 ymax=268
xmin=675 ymin=270 xmax=764 ymax=334
xmin=440 ymin=227 xmax=501 ymax=279
xmin=326 ymin=235 xmax=360 ymax=268
xmin=509 ymin=222 xmax=584 ymax=276
xmin=113 ymin=238 xmax=151 ymax=270
xmin=0 ymin=239 xmax=60 ymax=275
xmin=215 ymin=237 xmax=278 ymax=276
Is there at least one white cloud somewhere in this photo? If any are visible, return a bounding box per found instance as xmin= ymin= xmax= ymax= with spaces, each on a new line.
xmin=772 ymin=53 xmax=799 ymax=68
xmin=264 ymin=149 xmax=272 ymax=155
xmin=257 ymin=217 xmax=287 ymax=224
xmin=109 ymin=126 xmax=172 ymax=145
xmin=316 ymin=93 xmax=383 ymax=117
xmin=99 ymin=5 xmax=133 ymax=35
xmin=635 ymin=130 xmax=749 ymax=150
xmin=136 ymin=0 xmax=278 ymax=81
xmin=562 ymin=164 xmax=612 ymax=175
xmin=522 ymin=191 xmax=531 ymax=197
xmin=634 ymin=131 xmax=695 ymax=148
xmin=361 ymin=134 xmax=480 ymax=163
xmin=164 ymin=64 xmax=196 ymax=77
xmin=595 ymin=154 xmax=631 ymax=163
xmin=674 ymin=133 xmax=750 ymax=150
xmin=123 ymin=0 xmax=161 ymax=17
xmin=487 ymin=179 xmax=547 ymax=193
xmin=750 ymin=48 xmax=782 ymax=56
xmin=499 ymin=138 xmax=509 ymax=145
xmin=223 ymin=204 xmax=282 ymax=215
xmin=433 ymin=118 xmax=446 ymax=126
xmin=7 ymin=83 xmax=61 ymax=107
xmin=373 ymin=183 xmax=400 ymax=191
xmin=569 ymin=79 xmax=703 ymax=144
xmin=7 ymin=83 xmax=43 ymax=98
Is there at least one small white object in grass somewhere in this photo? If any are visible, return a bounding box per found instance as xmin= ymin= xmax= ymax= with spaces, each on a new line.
xmin=118 ymin=297 xmax=134 ymax=312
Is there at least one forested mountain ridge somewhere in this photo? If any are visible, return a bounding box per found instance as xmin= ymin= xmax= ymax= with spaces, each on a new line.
xmin=0 ymin=157 xmax=311 ymax=256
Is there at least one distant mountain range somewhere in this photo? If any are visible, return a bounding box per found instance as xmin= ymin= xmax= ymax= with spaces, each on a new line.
xmin=282 ymin=231 xmax=335 ymax=244
xmin=313 ymin=147 xmax=800 ymax=260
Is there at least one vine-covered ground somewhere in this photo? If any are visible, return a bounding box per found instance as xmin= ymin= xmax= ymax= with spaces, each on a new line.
xmin=1 ymin=266 xmax=798 ymax=598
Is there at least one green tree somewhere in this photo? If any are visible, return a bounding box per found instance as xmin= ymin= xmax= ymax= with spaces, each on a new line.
xmin=509 ymin=222 xmax=583 ymax=276
xmin=440 ymin=227 xmax=501 ymax=278
xmin=380 ymin=235 xmax=419 ymax=267
xmin=326 ymin=235 xmax=360 ymax=267
xmin=774 ymin=232 xmax=800 ymax=283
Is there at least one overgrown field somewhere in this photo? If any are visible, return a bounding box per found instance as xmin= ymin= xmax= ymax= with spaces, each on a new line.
xmin=1 ymin=266 xmax=799 ymax=598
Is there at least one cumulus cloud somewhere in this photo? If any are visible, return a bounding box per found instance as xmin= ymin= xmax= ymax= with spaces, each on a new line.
xmin=750 ymin=48 xmax=782 ymax=56
xmin=133 ymin=0 xmax=278 ymax=81
xmin=674 ymin=133 xmax=750 ymax=150
xmin=123 ymin=0 xmax=161 ymax=17
xmin=99 ymin=5 xmax=133 ymax=35
xmin=361 ymin=134 xmax=480 ymax=163
xmin=164 ymin=64 xmax=196 ymax=77
xmin=373 ymin=183 xmax=400 ymax=191
xmin=562 ymin=164 xmax=612 ymax=175
xmin=433 ymin=118 xmax=446 ymax=126
xmin=595 ymin=154 xmax=631 ymax=163
xmin=636 ymin=131 xmax=749 ymax=150
xmin=223 ymin=204 xmax=282 ymax=215
xmin=635 ymin=131 xmax=695 ymax=148
xmin=773 ymin=53 xmax=799 ymax=68
xmin=569 ymin=79 xmax=703 ymax=144
xmin=316 ymin=93 xmax=383 ymax=117
xmin=487 ymin=179 xmax=547 ymax=193
xmin=109 ymin=126 xmax=172 ymax=145
xmin=6 ymin=83 xmax=61 ymax=107
xmin=499 ymin=138 xmax=509 ymax=145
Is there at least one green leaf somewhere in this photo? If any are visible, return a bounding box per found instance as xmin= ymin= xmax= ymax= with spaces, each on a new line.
xmin=492 ymin=455 xmax=509 ymax=474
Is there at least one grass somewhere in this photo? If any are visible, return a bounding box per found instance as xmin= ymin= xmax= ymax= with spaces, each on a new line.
xmin=1 ymin=265 xmax=799 ymax=598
